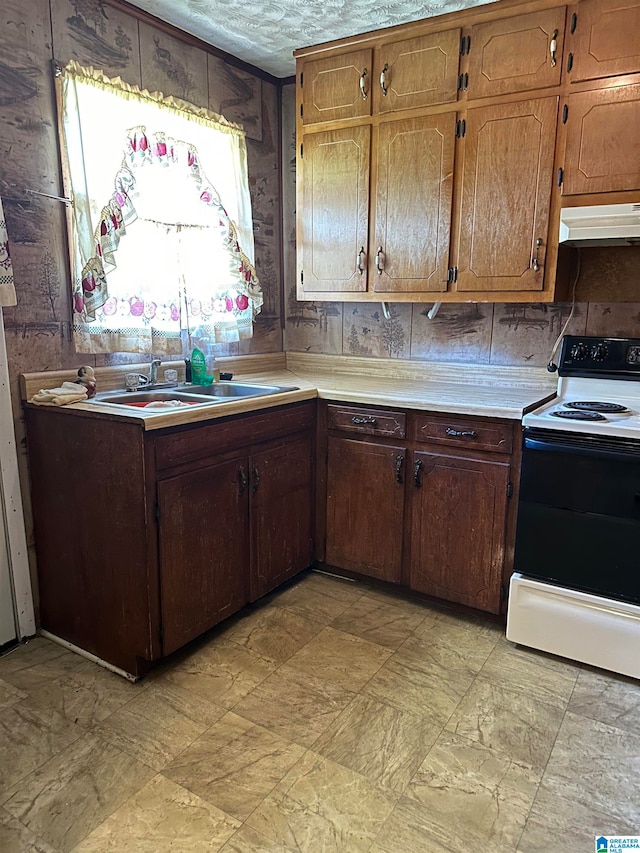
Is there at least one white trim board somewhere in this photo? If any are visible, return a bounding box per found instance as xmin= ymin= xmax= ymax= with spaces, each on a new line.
xmin=0 ymin=308 xmax=35 ymax=638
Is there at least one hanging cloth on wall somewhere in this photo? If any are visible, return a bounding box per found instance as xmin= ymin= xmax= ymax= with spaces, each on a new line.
xmin=0 ymin=193 xmax=17 ymax=307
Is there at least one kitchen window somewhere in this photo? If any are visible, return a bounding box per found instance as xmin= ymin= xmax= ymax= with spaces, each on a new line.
xmin=57 ymin=61 xmax=262 ymax=354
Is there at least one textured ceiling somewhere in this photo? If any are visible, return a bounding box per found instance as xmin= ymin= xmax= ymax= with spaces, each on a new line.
xmin=126 ymin=0 xmax=497 ymax=78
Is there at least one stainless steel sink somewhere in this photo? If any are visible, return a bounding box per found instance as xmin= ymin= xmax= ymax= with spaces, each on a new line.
xmin=92 ymin=381 xmax=298 ymax=409
xmin=187 ymin=381 xmax=299 ymax=398
xmin=93 ymin=390 xmax=222 ymax=407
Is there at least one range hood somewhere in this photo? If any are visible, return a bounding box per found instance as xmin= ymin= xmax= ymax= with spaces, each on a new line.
xmin=559 ymin=203 xmax=640 ymax=247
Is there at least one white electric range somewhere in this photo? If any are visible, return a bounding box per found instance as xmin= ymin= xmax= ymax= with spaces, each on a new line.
xmin=507 ymin=335 xmax=640 ymax=680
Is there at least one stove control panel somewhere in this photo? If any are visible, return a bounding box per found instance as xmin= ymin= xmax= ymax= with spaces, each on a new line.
xmin=560 ymin=336 xmax=640 ymax=379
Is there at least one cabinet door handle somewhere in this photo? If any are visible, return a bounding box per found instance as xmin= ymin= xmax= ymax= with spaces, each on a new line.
xmin=251 ymin=465 xmax=260 ymax=493
xmin=238 ymin=466 xmax=247 ymax=494
xmin=380 ymin=63 xmax=389 ymax=96
xmin=413 ymin=459 xmax=423 ymax=489
xmin=395 ymin=454 xmax=404 ymax=484
xmin=356 ymin=246 xmax=365 ymax=275
xmin=549 ymin=29 xmax=558 ymax=67
xmin=445 ymin=428 xmax=477 ymax=438
xmin=351 ymin=416 xmax=377 ymax=425
xmin=532 ymin=237 xmax=543 ymax=272
xmin=359 ymin=68 xmax=368 ymax=100
xmin=375 ymin=246 xmax=385 ymax=274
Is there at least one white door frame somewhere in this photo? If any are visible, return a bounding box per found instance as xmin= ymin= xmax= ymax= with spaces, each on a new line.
xmin=0 ymin=308 xmax=35 ymax=638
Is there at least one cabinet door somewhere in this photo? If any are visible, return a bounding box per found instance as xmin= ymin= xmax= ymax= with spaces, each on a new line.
xmin=467 ymin=8 xmax=566 ymax=99
xmin=158 ymin=459 xmax=249 ymax=655
xmin=250 ymin=434 xmax=314 ymax=601
xmin=410 ymin=451 xmax=510 ymax=613
xmin=374 ymin=29 xmax=461 ymax=113
xmin=563 ymin=84 xmax=640 ymax=195
xmin=300 ymin=125 xmax=370 ymax=293
xmin=456 ymin=97 xmax=558 ymax=293
xmin=567 ymin=0 xmax=640 ymax=83
xmin=326 ymin=437 xmax=405 ymax=582
xmin=373 ymin=113 xmax=455 ymax=294
xmin=302 ymin=49 xmax=372 ymax=125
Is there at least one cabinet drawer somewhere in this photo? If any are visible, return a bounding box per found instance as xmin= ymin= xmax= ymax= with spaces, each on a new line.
xmin=327 ymin=405 xmax=406 ymax=438
xmin=155 ymin=402 xmax=315 ymax=471
xmin=411 ymin=413 xmax=513 ymax=454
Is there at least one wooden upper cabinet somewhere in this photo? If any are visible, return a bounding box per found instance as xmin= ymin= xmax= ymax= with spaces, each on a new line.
xmin=563 ymin=83 xmax=640 ymax=194
xmin=456 ymin=97 xmax=558 ymax=293
xmin=409 ymin=450 xmax=509 ymax=613
xmin=373 ymin=113 xmax=455 ymax=294
xmin=302 ymin=49 xmax=372 ymax=125
xmin=467 ymin=7 xmax=566 ymax=99
xmin=300 ymin=125 xmax=370 ymax=293
xmin=567 ymin=0 xmax=640 ymax=83
xmin=374 ymin=29 xmax=461 ymax=113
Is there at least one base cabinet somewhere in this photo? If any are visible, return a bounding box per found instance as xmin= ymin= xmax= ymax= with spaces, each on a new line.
xmin=322 ymin=402 xmax=517 ymax=614
xmin=409 ymin=451 xmax=510 ymax=613
xmin=326 ymin=436 xmax=405 ymax=582
xmin=158 ymin=458 xmax=250 ymax=655
xmin=25 ymin=401 xmax=315 ymax=677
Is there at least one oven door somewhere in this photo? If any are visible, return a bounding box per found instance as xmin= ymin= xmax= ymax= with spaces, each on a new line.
xmin=514 ymin=428 xmax=640 ymax=604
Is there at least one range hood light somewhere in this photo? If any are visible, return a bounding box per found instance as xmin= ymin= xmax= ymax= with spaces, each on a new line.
xmin=559 ymin=203 xmax=640 ymax=246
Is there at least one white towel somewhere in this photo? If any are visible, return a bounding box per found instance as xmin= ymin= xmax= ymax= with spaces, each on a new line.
xmin=30 ymin=382 xmax=88 ymax=406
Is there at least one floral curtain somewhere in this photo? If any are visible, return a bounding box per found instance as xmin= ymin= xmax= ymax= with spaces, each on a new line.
xmin=0 ymin=191 xmax=17 ymax=307
xmin=58 ymin=61 xmax=262 ymax=353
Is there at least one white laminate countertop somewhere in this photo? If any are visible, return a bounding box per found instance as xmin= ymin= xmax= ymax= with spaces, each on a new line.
xmin=22 ymin=354 xmax=557 ymax=430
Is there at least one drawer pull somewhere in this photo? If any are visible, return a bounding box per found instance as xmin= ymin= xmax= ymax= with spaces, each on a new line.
xmin=351 ymin=416 xmax=377 ymax=425
xmin=359 ymin=68 xmax=369 ymax=100
xmin=238 ymin=466 xmax=247 ymax=494
xmin=413 ymin=458 xmax=423 ymax=488
xmin=395 ymin=454 xmax=404 ymax=484
xmin=375 ymin=246 xmax=385 ymax=274
xmin=252 ymin=465 xmax=261 ymax=493
xmin=356 ymin=246 xmax=365 ymax=275
xmin=445 ymin=428 xmax=477 ymax=438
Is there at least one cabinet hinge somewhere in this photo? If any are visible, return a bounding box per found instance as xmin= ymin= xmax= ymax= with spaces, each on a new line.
xmin=507 ymin=482 xmax=513 ymax=498
xmin=500 ymin=582 xmax=507 ymax=602
xmin=457 ymin=72 xmax=469 ymax=92
xmin=300 ymin=142 xmax=303 ymax=158
xmin=447 ymin=266 xmax=458 ymax=284
xmin=455 ymin=119 xmax=466 ymax=138
xmin=154 ymin=502 xmax=160 ymax=523
xmin=557 ymin=167 xmax=564 ymax=187
xmin=562 ymin=103 xmax=569 ymax=124
xmin=300 ymin=103 xmax=303 ymax=118
xmin=460 ymin=34 xmax=471 ymax=55
xmin=567 ymin=52 xmax=574 ymax=73
xmin=570 ymin=12 xmax=577 ymax=33
xmin=300 ymin=71 xmax=304 ymax=87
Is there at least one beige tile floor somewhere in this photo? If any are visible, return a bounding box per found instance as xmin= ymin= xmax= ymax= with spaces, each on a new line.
xmin=0 ymin=570 xmax=638 ymax=852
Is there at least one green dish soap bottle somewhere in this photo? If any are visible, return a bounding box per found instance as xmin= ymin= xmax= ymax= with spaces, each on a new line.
xmin=190 ymin=347 xmax=213 ymax=386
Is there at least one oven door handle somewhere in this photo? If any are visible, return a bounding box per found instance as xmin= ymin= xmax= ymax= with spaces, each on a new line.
xmin=524 ymin=434 xmax=640 ymax=462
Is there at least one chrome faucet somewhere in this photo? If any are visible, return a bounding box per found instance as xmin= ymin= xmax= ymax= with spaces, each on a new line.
xmin=148 ymin=358 xmax=161 ymax=385
xmin=126 ymin=359 xmax=166 ymax=391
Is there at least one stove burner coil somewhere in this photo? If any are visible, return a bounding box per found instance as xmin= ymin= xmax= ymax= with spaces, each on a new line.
xmin=552 ymin=409 xmax=608 ymax=421
xmin=565 ymin=401 xmax=629 ymax=413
